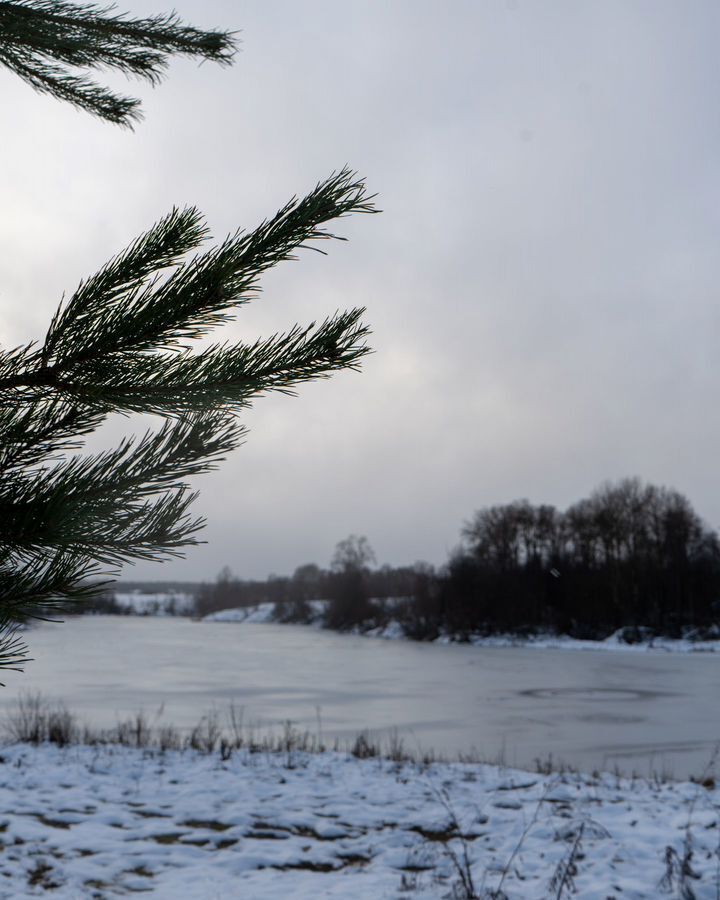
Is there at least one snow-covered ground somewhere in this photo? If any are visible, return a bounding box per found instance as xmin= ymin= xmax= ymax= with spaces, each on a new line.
xmin=431 ymin=629 xmax=720 ymax=653
xmin=0 ymin=742 xmax=717 ymax=898
xmin=203 ymin=604 xmax=720 ymax=653
xmin=201 ymin=602 xmax=278 ymax=624
xmin=115 ymin=592 xmax=194 ymax=616
xmin=201 ymin=600 xmax=327 ymax=624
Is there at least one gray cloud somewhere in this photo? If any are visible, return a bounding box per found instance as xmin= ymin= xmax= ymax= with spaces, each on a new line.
xmin=2 ymin=0 xmax=720 ymax=579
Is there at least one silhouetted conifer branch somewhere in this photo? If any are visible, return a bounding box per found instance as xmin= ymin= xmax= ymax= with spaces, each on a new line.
xmin=0 ymin=0 xmax=236 ymax=125
xmin=0 ymin=170 xmax=376 ymax=670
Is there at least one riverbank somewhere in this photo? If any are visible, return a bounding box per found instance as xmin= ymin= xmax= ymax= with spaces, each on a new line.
xmin=0 ymin=739 xmax=716 ymax=898
xmin=203 ymin=603 xmax=720 ymax=653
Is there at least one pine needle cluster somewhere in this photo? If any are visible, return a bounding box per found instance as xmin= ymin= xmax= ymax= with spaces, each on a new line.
xmin=0 ymin=4 xmax=377 ymax=672
xmin=0 ymin=0 xmax=236 ymax=125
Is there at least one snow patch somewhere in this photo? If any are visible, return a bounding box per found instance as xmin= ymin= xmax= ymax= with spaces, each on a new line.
xmin=0 ymin=743 xmax=716 ymax=898
xmin=115 ymin=591 xmax=194 ymax=616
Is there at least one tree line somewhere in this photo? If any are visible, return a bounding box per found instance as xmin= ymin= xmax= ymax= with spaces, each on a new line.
xmin=194 ymin=478 xmax=720 ymax=641
xmin=194 ymin=537 xmax=421 ymax=629
xmin=439 ymin=477 xmax=720 ymax=639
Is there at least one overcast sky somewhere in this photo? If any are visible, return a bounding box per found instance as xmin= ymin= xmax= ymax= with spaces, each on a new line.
xmin=2 ymin=0 xmax=720 ymax=581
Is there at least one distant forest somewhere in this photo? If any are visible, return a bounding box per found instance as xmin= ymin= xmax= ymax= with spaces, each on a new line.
xmin=190 ymin=478 xmax=720 ymax=642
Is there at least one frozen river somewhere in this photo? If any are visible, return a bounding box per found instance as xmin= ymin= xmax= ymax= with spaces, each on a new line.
xmin=2 ymin=615 xmax=719 ymax=778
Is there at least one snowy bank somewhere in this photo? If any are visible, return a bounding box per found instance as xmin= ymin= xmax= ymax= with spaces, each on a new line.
xmin=115 ymin=591 xmax=194 ymax=616
xmin=202 ymin=604 xmax=720 ymax=653
xmin=432 ymin=628 xmax=720 ymax=653
xmin=201 ymin=602 xmax=276 ymax=624
xmin=0 ymin=742 xmax=716 ymax=898
xmin=201 ymin=599 xmax=327 ymax=625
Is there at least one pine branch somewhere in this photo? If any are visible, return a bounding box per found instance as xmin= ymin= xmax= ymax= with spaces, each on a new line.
xmin=0 ymin=0 xmax=236 ymax=125
xmin=0 ymin=401 xmax=104 ymax=472
xmin=0 ymin=412 xmax=242 ymax=564
xmin=0 ymin=169 xmax=376 ymax=673
xmin=0 ymin=550 xmax=100 ymax=612
xmin=0 ymin=0 xmax=377 ymax=678
xmin=0 ymin=170 xmax=376 ymax=415
xmin=31 ymin=309 xmax=369 ymax=414
xmin=43 ymin=169 xmax=376 ymax=366
xmin=0 ymin=549 xmax=108 ymax=675
xmin=0 ymin=343 xmax=41 ymax=386
xmin=42 ymin=206 xmax=209 ymax=364
xmin=0 ymin=623 xmax=28 ymax=677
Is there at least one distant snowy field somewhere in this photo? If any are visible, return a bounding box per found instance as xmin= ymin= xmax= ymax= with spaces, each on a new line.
xmin=114 ymin=592 xmax=194 ymax=615
xmin=203 ymin=603 xmax=720 ymax=653
xmin=0 ymin=743 xmax=717 ymax=898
